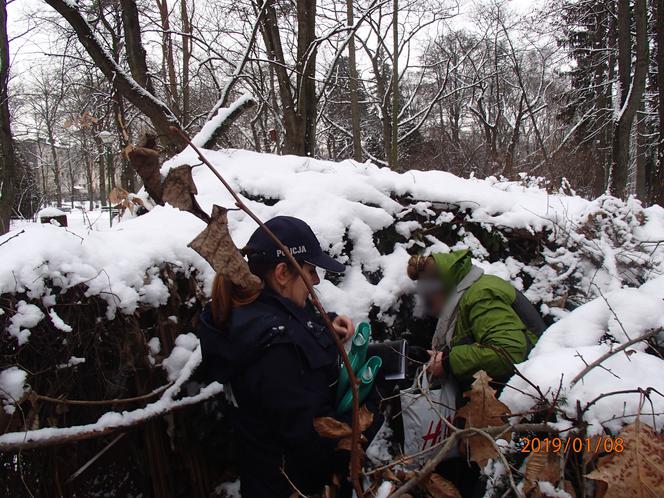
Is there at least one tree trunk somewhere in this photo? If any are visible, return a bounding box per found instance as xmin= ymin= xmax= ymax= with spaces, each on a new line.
xmin=46 ymin=122 xmax=62 ymax=207
xmin=94 ymin=135 xmax=107 ymax=207
xmin=64 ymin=148 xmax=74 ymax=209
xmin=595 ymin=0 xmax=615 ymax=194
xmin=156 ymin=0 xmax=182 ymax=120
xmin=119 ymin=0 xmax=155 ymax=93
xmin=390 ymin=0 xmax=399 ymax=169
xmin=635 ymin=102 xmax=648 ymax=199
xmin=256 ymin=0 xmax=319 ymax=156
xmin=113 ymin=94 xmax=136 ymax=191
xmin=295 ymin=0 xmax=317 ymax=156
xmin=346 ymin=0 xmax=362 ymax=162
xmin=257 ymin=0 xmax=299 ymax=153
xmin=654 ymin=0 xmax=664 ymax=205
xmin=0 ymin=0 xmax=17 ymax=234
xmin=504 ymin=94 xmax=525 ymax=179
xmin=616 ymin=0 xmax=631 ymax=103
xmin=78 ymin=137 xmax=94 ymax=211
xmin=180 ymin=0 xmax=191 ymax=125
xmin=610 ymin=0 xmax=649 ymax=197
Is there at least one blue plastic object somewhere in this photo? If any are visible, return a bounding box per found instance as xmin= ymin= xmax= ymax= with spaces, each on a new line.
xmin=336 ymin=356 xmax=383 ymax=414
xmin=336 ymin=322 xmax=371 ymax=401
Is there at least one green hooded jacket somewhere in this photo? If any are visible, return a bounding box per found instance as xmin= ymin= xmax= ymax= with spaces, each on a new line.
xmin=431 ymin=250 xmax=539 ymax=386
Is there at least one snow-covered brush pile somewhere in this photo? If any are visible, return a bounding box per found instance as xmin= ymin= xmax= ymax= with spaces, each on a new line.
xmin=2 ymin=145 xmax=664 ymax=496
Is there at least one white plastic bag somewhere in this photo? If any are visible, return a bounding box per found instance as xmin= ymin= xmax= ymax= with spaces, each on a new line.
xmin=399 ymin=368 xmax=459 ymax=467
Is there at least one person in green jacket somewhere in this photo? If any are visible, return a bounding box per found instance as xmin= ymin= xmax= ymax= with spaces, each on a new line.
xmin=407 ymin=249 xmax=545 ymax=389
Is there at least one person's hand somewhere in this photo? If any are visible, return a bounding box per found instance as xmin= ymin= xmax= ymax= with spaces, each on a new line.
xmin=332 ymin=315 xmax=354 ymax=343
xmin=427 ymin=350 xmax=444 ymax=377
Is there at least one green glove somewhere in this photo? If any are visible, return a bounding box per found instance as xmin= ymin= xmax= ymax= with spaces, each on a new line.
xmin=336 ymin=322 xmax=371 ymax=401
xmin=336 ymin=355 xmax=382 ymax=415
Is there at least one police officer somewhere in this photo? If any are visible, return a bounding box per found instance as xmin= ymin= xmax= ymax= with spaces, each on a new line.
xmin=196 ymin=216 xmax=374 ymax=498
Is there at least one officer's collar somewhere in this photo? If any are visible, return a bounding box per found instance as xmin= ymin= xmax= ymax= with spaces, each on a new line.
xmin=260 ymin=287 xmax=313 ymax=319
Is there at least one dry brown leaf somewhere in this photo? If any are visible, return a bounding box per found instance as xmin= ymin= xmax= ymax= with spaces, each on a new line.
xmin=161 ymin=165 xmax=210 ymax=222
xmin=336 ymin=434 xmax=367 ymax=451
xmin=314 ymin=405 xmax=375 ymax=468
xmin=162 ymin=165 xmax=197 ymax=211
xmin=314 ymin=417 xmax=352 ymax=440
xmin=424 ymin=473 xmax=461 ymax=498
xmin=586 ymin=420 xmax=664 ymax=498
xmin=456 ymin=370 xmax=511 ymax=467
xmin=188 ymin=205 xmax=262 ymax=290
xmin=109 ymin=186 xmax=129 ymax=205
xmin=128 ymin=146 xmax=162 ymax=203
xmin=359 ymin=405 xmax=374 ymax=432
xmin=523 ymin=449 xmax=562 ymax=494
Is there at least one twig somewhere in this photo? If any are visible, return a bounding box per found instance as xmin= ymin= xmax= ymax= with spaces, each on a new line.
xmin=570 ymin=328 xmax=662 ymax=388
xmin=0 ymin=229 xmax=25 ymax=248
xmin=171 ymin=126 xmax=364 ymax=497
xmin=65 ymin=433 xmax=125 ymax=484
xmin=32 ymin=383 xmax=173 ymax=406
xmin=582 ymin=387 xmax=664 ymax=415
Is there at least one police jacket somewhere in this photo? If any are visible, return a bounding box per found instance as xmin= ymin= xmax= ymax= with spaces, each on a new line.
xmin=195 ymin=288 xmax=342 ymax=498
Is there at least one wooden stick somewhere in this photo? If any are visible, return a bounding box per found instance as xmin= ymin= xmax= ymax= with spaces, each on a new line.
xmin=171 ymin=127 xmax=365 ymax=497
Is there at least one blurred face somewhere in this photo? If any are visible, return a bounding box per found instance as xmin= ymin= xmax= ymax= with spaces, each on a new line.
xmin=269 ymin=262 xmax=320 ymax=307
xmin=417 ymin=277 xmax=448 ymax=316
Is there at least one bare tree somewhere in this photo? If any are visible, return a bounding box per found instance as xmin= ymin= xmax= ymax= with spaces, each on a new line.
xmin=44 ymin=0 xmax=186 ymax=152
xmin=0 ymin=0 xmax=17 ymax=233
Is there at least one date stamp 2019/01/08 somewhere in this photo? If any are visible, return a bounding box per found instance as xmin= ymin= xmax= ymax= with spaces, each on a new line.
xmin=519 ymin=437 xmax=624 ymax=454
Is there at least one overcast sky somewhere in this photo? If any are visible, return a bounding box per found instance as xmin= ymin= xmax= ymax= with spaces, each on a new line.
xmin=6 ymin=0 xmax=540 ymax=84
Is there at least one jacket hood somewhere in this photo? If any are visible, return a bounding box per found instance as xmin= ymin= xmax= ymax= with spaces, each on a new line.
xmin=195 ymin=298 xmax=285 ymax=383
xmin=431 ymin=249 xmax=472 ymax=290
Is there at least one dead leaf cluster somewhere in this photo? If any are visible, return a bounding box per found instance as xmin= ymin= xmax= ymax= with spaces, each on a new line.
xmin=456 ymin=370 xmax=512 ymax=467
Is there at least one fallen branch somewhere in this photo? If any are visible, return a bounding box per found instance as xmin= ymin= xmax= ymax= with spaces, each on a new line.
xmin=0 ymin=382 xmax=222 ymax=452
xmin=0 ymin=344 xmax=220 ymax=453
xmin=385 ymin=422 xmax=558 ymax=498
xmin=171 ymin=126 xmax=365 ymax=497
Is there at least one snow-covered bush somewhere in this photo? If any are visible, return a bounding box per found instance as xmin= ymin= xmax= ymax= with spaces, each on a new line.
xmin=2 ymin=148 xmax=663 ymax=496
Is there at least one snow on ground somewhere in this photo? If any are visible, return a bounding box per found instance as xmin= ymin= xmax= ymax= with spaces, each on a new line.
xmin=2 ymin=147 xmax=664 ymax=434
xmin=502 ymin=276 xmax=664 ymax=434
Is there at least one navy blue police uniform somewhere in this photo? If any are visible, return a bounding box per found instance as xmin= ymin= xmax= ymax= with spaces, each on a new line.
xmin=195 ymin=216 xmax=382 ymax=497
xmin=196 ymin=290 xmax=341 ymax=497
